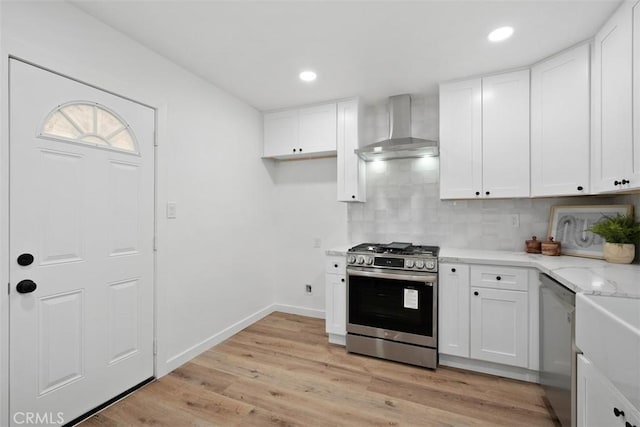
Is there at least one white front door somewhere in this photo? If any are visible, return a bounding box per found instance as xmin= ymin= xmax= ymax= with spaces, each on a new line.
xmin=9 ymin=59 xmax=155 ymax=426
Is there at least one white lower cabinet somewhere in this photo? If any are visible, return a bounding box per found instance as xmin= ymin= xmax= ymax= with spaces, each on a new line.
xmin=578 ymin=355 xmax=640 ymax=427
xmin=469 ymin=287 xmax=528 ymax=368
xmin=325 ymin=255 xmax=347 ymax=345
xmin=439 ymin=263 xmax=532 ymax=371
xmin=439 ymin=263 xmax=470 ymax=357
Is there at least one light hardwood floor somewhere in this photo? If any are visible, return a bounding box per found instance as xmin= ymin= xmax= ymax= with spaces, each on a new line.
xmin=82 ymin=312 xmax=557 ymax=426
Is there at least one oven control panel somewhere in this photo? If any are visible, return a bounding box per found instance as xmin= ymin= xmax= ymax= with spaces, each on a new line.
xmin=347 ymin=254 xmax=437 ymax=272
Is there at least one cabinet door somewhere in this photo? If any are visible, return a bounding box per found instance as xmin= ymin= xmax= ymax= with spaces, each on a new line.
xmin=325 ymin=274 xmax=346 ymax=336
xmin=470 ymin=287 xmax=528 ymax=367
xmin=263 ymin=109 xmax=298 ymax=157
xmin=531 ymin=44 xmax=590 ymax=197
xmin=633 ymin=1 xmax=640 ymax=190
xmin=337 ymin=99 xmax=365 ymax=202
xmin=299 ymin=103 xmax=337 ymax=155
xmin=482 ymin=70 xmax=531 ymax=198
xmin=438 ymin=264 xmax=470 ymax=357
xmin=578 ymin=355 xmax=640 ymax=427
xmin=439 ymin=79 xmax=483 ymax=199
xmin=592 ymin=2 xmax=634 ymax=192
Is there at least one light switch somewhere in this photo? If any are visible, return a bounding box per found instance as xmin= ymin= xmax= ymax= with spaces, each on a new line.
xmin=166 ymin=202 xmax=177 ymax=219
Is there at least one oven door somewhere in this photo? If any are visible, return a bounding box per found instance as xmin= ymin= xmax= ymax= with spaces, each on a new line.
xmin=347 ymin=267 xmax=437 ymax=348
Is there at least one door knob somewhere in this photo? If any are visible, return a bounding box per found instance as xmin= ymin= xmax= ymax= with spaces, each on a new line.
xmin=17 ymin=253 xmax=34 ymax=266
xmin=16 ymin=280 xmax=37 ymax=294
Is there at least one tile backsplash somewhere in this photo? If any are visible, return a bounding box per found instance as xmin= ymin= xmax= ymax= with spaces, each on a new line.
xmin=347 ymin=157 xmax=640 ymax=251
xmin=350 ymin=94 xmax=640 ymax=252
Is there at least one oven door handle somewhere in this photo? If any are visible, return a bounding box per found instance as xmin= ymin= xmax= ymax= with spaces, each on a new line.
xmin=347 ymin=269 xmax=436 ymax=284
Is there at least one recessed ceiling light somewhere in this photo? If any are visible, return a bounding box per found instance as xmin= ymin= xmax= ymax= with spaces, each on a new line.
xmin=488 ymin=26 xmax=514 ymax=42
xmin=299 ymin=70 xmax=317 ymax=82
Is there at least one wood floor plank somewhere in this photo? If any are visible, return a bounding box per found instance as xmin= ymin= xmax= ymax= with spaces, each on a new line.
xmin=81 ymin=313 xmax=556 ymax=426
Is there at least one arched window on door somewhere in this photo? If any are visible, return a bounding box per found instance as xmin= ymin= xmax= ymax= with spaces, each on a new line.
xmin=39 ymin=101 xmax=139 ymax=154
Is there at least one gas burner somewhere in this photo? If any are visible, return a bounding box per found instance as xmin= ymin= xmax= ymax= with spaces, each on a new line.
xmin=348 ymin=242 xmax=440 ymax=257
xmin=347 ymin=242 xmax=439 ymax=272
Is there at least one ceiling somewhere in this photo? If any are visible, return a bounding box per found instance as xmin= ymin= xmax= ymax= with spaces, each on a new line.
xmin=71 ymin=0 xmax=621 ymax=111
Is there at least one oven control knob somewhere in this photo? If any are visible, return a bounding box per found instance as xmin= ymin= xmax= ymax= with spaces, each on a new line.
xmin=357 ymin=256 xmax=365 ymax=264
xmin=405 ymin=259 xmax=415 ymax=268
xmin=347 ymin=255 xmax=357 ymax=264
xmin=365 ymin=256 xmax=373 ymax=265
xmin=425 ymin=260 xmax=435 ymax=270
xmin=415 ymin=260 xmax=425 ymax=269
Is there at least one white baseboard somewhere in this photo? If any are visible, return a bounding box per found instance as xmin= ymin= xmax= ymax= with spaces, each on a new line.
xmin=158 ymin=303 xmax=326 ymax=377
xmin=439 ymin=354 xmax=540 ymax=383
xmin=271 ymin=303 xmax=325 ymax=319
xmin=160 ymin=304 xmax=276 ymax=376
xmin=328 ymin=333 xmax=346 ymax=346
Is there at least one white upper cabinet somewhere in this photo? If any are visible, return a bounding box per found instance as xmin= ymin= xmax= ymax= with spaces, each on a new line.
xmin=439 ymin=79 xmax=482 ymax=199
xmin=592 ymin=1 xmax=637 ymax=192
xmin=482 ymin=70 xmax=530 ymax=198
xmin=263 ymin=102 xmax=337 ymax=159
xmin=336 ymin=99 xmax=366 ymax=202
xmin=531 ymin=44 xmax=591 ymax=197
xmin=298 ymin=103 xmax=337 ymax=154
xmin=263 ymin=110 xmax=299 ymax=158
xmin=440 ymin=70 xmax=530 ymax=199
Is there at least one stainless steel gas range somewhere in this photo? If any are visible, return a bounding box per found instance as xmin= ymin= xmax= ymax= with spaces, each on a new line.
xmin=346 ymin=242 xmax=439 ymax=369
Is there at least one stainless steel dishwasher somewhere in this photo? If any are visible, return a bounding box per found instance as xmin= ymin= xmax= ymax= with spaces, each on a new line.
xmin=540 ymin=274 xmax=579 ymax=427
xmin=540 ymin=273 xmax=579 ymax=427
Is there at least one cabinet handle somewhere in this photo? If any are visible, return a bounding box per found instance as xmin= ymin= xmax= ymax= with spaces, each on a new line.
xmin=299 ymin=148 xmax=303 ymax=152
xmin=293 ymin=148 xmax=297 ymax=153
xmin=625 ymin=422 xmax=636 ymax=427
xmin=485 ymin=191 xmax=490 ymax=196
xmin=334 ymin=264 xmax=338 ymax=268
xmin=341 ymin=278 xmax=345 ymax=283
xmin=614 ymin=180 xmax=621 ymax=186
xmin=352 ymin=195 xmax=356 ymax=199
xmin=577 ymin=186 xmax=583 ymax=191
xmin=451 ymin=268 xmax=456 ymax=273
xmin=475 ymin=191 xmax=480 ymax=196
xmin=622 ymin=179 xmax=630 ymax=185
xmin=474 ymin=291 xmax=479 ymax=296
xmin=496 ymin=276 xmax=501 ymax=281
xmin=614 ymin=408 xmax=625 ymax=417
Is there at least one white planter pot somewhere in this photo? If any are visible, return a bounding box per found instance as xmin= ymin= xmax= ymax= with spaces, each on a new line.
xmin=603 ymin=242 xmax=635 ymax=264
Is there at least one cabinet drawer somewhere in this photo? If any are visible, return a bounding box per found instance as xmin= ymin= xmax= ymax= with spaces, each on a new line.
xmin=470 ymin=265 xmax=528 ymax=291
xmin=326 ymin=257 xmax=346 ymax=274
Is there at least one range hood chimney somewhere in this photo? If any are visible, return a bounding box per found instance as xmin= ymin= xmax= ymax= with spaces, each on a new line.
xmin=355 ymin=94 xmax=439 ymax=161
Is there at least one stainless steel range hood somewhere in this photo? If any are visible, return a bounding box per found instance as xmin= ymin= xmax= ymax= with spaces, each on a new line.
xmin=355 ymin=94 xmax=439 ymax=161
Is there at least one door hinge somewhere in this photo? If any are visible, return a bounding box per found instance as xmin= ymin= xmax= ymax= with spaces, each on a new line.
xmin=153 ymin=130 xmax=158 ymax=147
xmin=153 ymin=235 xmax=158 ymax=251
xmin=153 ymin=339 xmax=158 ymax=355
xmin=7 ymin=282 xmax=10 ymax=295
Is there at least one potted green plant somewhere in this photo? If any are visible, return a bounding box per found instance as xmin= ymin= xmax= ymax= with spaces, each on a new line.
xmin=588 ymin=213 xmax=640 ymax=264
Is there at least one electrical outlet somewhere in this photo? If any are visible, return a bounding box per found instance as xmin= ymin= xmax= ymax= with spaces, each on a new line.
xmin=305 ymin=284 xmax=313 ymax=294
xmin=509 ymin=214 xmax=520 ymax=228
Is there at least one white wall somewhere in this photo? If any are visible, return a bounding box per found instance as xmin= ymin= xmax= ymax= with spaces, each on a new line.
xmin=0 ymin=5 xmax=278 ymax=417
xmin=271 ymin=157 xmax=348 ymax=313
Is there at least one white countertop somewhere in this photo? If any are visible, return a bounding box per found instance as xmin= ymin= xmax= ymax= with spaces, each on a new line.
xmin=327 ymin=246 xmax=640 ymax=298
xmin=440 ymin=248 xmax=640 ymax=298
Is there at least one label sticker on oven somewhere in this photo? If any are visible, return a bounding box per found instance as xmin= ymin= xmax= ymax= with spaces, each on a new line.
xmin=404 ymin=288 xmax=418 ymax=309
